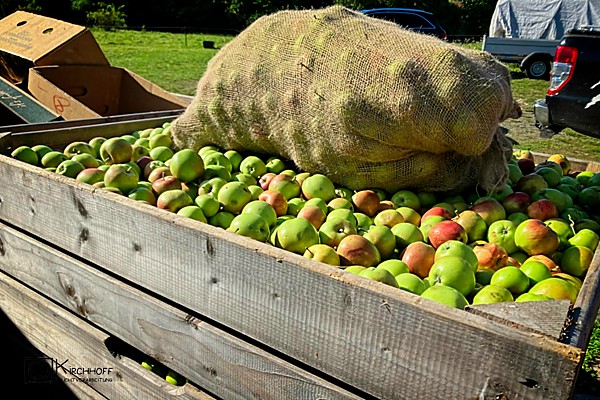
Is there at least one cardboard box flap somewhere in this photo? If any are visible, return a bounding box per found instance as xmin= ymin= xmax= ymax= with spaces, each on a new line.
xmin=0 ymin=11 xmax=109 ymax=84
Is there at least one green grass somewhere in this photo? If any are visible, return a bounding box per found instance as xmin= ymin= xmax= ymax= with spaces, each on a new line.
xmin=91 ymin=29 xmax=234 ymax=96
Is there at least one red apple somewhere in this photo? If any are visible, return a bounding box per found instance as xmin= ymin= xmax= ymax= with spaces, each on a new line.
xmin=297 ymin=204 xmax=327 ymax=230
xmin=501 ymin=192 xmax=531 ymax=214
xmin=427 ymin=220 xmax=468 ymax=249
xmin=336 ymin=234 xmax=381 ymax=267
xmin=258 ymin=190 xmax=288 ymax=216
xmin=259 ymin=172 xmax=276 ymax=190
xmin=470 ymin=198 xmax=506 ymax=226
xmin=526 ymin=199 xmax=558 ymax=221
xmin=421 ymin=206 xmax=453 ymax=223
xmin=517 ymin=157 xmax=536 ymax=175
xmin=352 ymin=190 xmax=380 ymax=217
xmin=472 ymin=242 xmax=508 ymax=271
xmin=514 ymin=219 xmax=560 ymax=256
xmin=400 ymin=241 xmax=436 ymax=278
xmin=152 ymin=176 xmax=182 ymax=195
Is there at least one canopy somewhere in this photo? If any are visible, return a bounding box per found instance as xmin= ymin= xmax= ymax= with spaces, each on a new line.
xmin=489 ymin=0 xmax=600 ymax=39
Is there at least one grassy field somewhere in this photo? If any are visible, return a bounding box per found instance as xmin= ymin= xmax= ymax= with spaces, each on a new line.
xmin=92 ymin=29 xmax=600 ymax=394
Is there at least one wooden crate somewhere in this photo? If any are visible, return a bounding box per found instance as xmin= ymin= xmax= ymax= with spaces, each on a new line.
xmin=0 ymin=117 xmax=599 ymax=399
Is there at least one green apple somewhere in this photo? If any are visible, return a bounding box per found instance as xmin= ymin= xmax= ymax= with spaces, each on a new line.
xmin=327 ymin=208 xmax=358 ymax=228
xmin=227 ymin=213 xmax=270 ymax=242
xmin=149 ymin=146 xmax=174 ymax=162
xmin=224 ymin=150 xmax=243 ymax=172
xmin=233 ymin=172 xmax=258 ymax=186
xmin=487 ymin=219 xmax=518 ymax=254
xmin=165 ymin=370 xmax=184 ymax=386
xmin=475 ymin=269 xmax=495 ymax=286
xmin=71 ymin=153 xmax=100 ymax=168
xmin=454 ymin=210 xmax=487 ymax=243
xmin=327 ymin=197 xmax=354 ymax=212
xmin=157 ymin=189 xmax=193 ymax=213
xmin=531 ymin=188 xmax=573 ymax=214
xmin=544 ymin=218 xmax=574 ymax=249
xmin=471 ymin=285 xmax=514 ymax=305
xmin=560 ymin=245 xmax=594 ymax=277
xmin=301 ymin=173 xmax=336 ymax=202
xmin=391 ymin=190 xmax=421 ymax=211
xmin=376 ymin=259 xmax=409 ymax=276
xmin=242 ymin=200 xmax=278 ymax=228
xmin=128 ymin=187 xmax=156 ymax=205
xmin=266 ymin=157 xmax=286 ymax=174
xmin=420 ymin=285 xmax=469 ymax=309
xmin=318 ymin=218 xmax=357 ymax=248
xmin=203 ymin=165 xmax=231 ymax=181
xmin=373 ymin=209 xmax=404 ymax=228
xmin=56 ymin=159 xmax=85 ymax=178
xmin=359 ymin=267 xmax=399 ymax=287
xmin=41 ymin=151 xmax=68 ymax=168
xmin=287 ymin=197 xmax=306 ymax=216
xmin=508 ymin=212 xmax=529 ymax=226
xmin=305 ymin=198 xmax=328 ymax=215
xmin=514 ymin=219 xmax=560 ymax=256
xmin=148 ymin=133 xmax=172 ymax=149
xmin=395 ymin=273 xmax=427 ymax=295
xmin=239 ymin=155 xmax=267 ymax=178
xmin=11 ymin=145 xmax=38 ymax=165
xmin=335 ymin=187 xmax=354 ymax=201
xmin=275 ymin=218 xmax=319 ymax=254
xmin=177 ymin=205 xmax=207 ymax=223
xmin=217 ymin=181 xmax=253 ymax=214
xmin=303 ymin=244 xmax=340 ymax=266
xmin=99 ymin=137 xmax=133 ymax=164
xmin=391 ymin=222 xmax=424 ymax=249
xmin=535 ymin=167 xmax=561 ymax=187
xmin=434 ymin=240 xmax=478 ymax=272
xmin=64 ymin=141 xmax=95 ymax=158
xmin=198 ymin=177 xmax=228 ymax=198
xmin=169 ymin=149 xmax=204 ymax=182
xmin=203 ymin=151 xmax=233 ymax=173
xmin=489 ymin=266 xmax=529 ymax=295
xmin=515 ymin=293 xmax=553 ymax=302
xmin=428 ymin=256 xmax=476 ymax=296
xmin=519 ymin=260 xmax=552 ymax=287
xmin=362 ymin=225 xmax=395 ymax=260
xmin=344 ymin=265 xmax=367 ymax=275
xmin=568 ymin=228 xmax=600 ymax=251
xmin=268 ymin=173 xmax=301 ymax=200
xmin=194 ymin=194 xmax=221 ymax=218
xmin=131 ymin=144 xmax=148 ymax=161
xmin=31 ymin=144 xmax=54 ymax=160
xmin=208 ymin=211 xmax=235 ymax=229
xmin=248 ymin=185 xmax=264 ymax=200
xmin=76 ymin=167 xmax=105 ymax=185
xmin=397 ymin=206 xmax=421 ymax=226
xmin=528 ymin=277 xmax=578 ymax=303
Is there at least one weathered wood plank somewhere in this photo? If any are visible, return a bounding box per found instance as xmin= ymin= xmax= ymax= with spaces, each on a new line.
xmin=0 ymin=156 xmax=585 ymax=400
xmin=532 ymin=152 xmax=600 ymax=173
xmin=466 ymin=300 xmax=572 ymax=339
xmin=0 ymin=221 xmax=362 ymax=400
xmin=564 ymin=247 xmax=600 ymax=350
xmin=0 ymin=270 xmax=213 ymax=400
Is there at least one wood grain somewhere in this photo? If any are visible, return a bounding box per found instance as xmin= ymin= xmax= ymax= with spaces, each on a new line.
xmin=0 ymin=155 xmax=586 ymax=399
xmin=0 ymin=270 xmax=213 ymax=400
xmin=0 ymin=221 xmax=361 ymax=400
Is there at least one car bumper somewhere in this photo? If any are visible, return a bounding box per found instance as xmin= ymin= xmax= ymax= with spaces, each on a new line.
xmin=533 ymin=99 xmax=551 ymax=127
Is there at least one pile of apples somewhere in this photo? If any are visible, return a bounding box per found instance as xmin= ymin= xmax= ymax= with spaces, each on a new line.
xmin=9 ymin=123 xmax=600 ymax=309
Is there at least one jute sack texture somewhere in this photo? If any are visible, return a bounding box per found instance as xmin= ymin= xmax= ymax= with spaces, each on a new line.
xmin=171 ymin=5 xmax=521 ymax=193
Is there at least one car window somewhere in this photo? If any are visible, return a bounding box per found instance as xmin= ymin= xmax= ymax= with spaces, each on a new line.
xmin=368 ymin=12 xmax=435 ymax=30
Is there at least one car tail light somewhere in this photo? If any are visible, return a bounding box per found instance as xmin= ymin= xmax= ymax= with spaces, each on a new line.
xmin=548 ymin=45 xmax=578 ymax=95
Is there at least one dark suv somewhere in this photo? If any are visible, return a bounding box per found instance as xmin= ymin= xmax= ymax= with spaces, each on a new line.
xmin=360 ymin=8 xmax=447 ymax=40
xmin=534 ymin=27 xmax=600 ymax=139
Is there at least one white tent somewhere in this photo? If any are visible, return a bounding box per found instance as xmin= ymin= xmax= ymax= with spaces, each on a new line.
xmin=489 ymin=0 xmax=600 ymax=39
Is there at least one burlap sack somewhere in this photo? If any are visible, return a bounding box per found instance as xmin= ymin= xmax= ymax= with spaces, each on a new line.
xmin=171 ymin=5 xmax=520 ymax=193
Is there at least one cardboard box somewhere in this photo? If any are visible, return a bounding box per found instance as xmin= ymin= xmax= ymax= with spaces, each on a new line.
xmin=0 ymin=11 xmax=188 ymax=120
xmin=28 ymin=65 xmax=189 ymax=120
xmin=0 ymin=75 xmax=59 ymax=124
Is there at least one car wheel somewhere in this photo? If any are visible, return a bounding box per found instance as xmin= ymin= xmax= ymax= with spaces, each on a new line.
xmin=523 ymin=57 xmax=551 ymax=80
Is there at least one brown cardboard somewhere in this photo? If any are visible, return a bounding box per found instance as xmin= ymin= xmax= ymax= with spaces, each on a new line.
xmin=0 ymin=11 xmax=108 ymax=84
xmin=28 ymin=65 xmax=188 ymax=119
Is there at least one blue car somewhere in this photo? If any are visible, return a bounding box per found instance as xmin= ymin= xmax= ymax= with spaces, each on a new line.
xmin=360 ymin=8 xmax=447 ymax=40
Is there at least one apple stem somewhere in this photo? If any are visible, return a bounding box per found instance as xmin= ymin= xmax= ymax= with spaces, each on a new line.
xmin=305 ymin=248 xmax=314 ymax=256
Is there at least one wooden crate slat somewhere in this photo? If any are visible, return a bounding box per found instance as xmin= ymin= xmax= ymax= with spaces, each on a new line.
xmin=466 ymin=300 xmax=572 ymax=339
xmin=0 ymin=221 xmax=362 ymax=400
xmin=564 ymin=248 xmax=600 ymax=350
xmin=0 ymin=156 xmax=585 ymax=400
xmin=0 ymin=270 xmax=213 ymax=400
